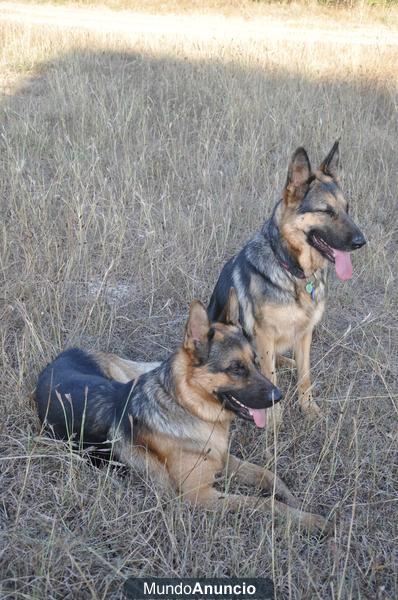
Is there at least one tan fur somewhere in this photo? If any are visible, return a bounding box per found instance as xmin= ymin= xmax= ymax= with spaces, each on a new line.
xmin=173 ymin=349 xmax=234 ymax=425
xmin=252 ymin=290 xmax=326 ymax=422
xmin=252 ymin=166 xmax=348 ymax=423
xmin=98 ymin=348 xmax=331 ymax=535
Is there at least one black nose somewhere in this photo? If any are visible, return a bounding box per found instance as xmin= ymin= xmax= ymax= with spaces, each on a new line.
xmin=351 ymin=233 xmax=366 ymax=249
xmin=270 ymin=386 xmax=282 ymax=404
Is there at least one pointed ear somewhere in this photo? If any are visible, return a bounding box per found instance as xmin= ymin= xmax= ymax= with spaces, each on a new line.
xmin=283 ymin=147 xmax=312 ymax=206
xmin=184 ymin=300 xmax=211 ymax=359
xmin=319 ymin=140 xmax=339 ymax=178
xmin=218 ymin=287 xmax=240 ymax=326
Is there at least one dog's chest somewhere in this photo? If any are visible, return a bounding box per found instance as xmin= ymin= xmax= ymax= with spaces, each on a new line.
xmin=297 ymin=293 xmax=326 ymax=329
xmin=296 ymin=273 xmax=326 ymax=319
xmin=259 ymin=273 xmax=326 ymax=349
xmin=162 ymin=422 xmax=229 ymax=487
xmin=196 ymin=422 xmax=230 ymax=462
xmin=171 ymin=420 xmax=229 ymax=462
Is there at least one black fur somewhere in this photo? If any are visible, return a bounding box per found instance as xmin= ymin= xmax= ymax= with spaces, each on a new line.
xmin=36 ymin=348 xmax=135 ymax=444
xmin=208 ymin=220 xmax=298 ymax=328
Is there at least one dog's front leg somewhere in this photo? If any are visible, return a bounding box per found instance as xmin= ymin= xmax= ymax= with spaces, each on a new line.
xmin=225 ymin=454 xmax=299 ymax=508
xmin=254 ymin=329 xmax=282 ymax=429
xmin=294 ymin=328 xmax=321 ymax=419
xmin=115 ymin=442 xmax=173 ymax=492
xmin=188 ymin=484 xmax=331 ymax=535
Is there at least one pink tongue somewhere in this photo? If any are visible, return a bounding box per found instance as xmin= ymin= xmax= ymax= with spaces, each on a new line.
xmin=249 ymin=408 xmax=267 ymax=428
xmin=333 ymin=249 xmax=353 ymax=281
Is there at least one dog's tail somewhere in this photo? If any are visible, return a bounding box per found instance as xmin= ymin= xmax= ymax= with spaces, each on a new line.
xmin=92 ymin=351 xmax=160 ymax=383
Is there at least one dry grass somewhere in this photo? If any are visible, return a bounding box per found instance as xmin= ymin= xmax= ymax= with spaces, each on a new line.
xmin=0 ymin=3 xmax=397 ymax=599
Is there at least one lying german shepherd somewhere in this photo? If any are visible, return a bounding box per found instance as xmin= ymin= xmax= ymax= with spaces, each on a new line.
xmin=36 ymin=290 xmax=330 ymax=534
xmin=208 ymin=142 xmax=366 ymax=423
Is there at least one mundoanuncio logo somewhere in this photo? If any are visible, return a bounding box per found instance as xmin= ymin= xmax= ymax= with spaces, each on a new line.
xmin=123 ymin=577 xmax=274 ymax=599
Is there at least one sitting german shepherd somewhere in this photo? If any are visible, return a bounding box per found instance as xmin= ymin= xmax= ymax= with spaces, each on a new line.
xmin=36 ymin=290 xmax=330 ymax=534
xmin=208 ymin=142 xmax=366 ymax=423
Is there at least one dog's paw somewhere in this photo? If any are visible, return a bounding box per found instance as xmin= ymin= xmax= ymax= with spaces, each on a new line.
xmin=301 ymin=401 xmax=323 ymax=422
xmin=276 ymin=354 xmax=296 ymax=369
xmin=302 ymin=512 xmax=333 ymax=537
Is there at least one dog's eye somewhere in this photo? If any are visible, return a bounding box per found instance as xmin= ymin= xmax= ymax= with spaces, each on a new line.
xmin=227 ymin=361 xmax=247 ymax=377
xmin=316 ymin=207 xmax=336 ymax=217
xmin=325 ymin=206 xmax=336 ymax=217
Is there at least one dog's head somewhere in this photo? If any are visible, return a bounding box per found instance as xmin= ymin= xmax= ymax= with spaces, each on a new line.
xmin=279 ymin=141 xmax=366 ymax=280
xmin=182 ymin=288 xmax=281 ymax=428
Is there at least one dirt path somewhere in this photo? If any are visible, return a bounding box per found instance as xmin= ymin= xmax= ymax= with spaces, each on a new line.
xmin=1 ymin=1 xmax=397 ymax=46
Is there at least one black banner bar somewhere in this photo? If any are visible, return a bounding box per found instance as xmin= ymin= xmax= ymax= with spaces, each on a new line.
xmin=124 ymin=577 xmax=274 ymax=600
